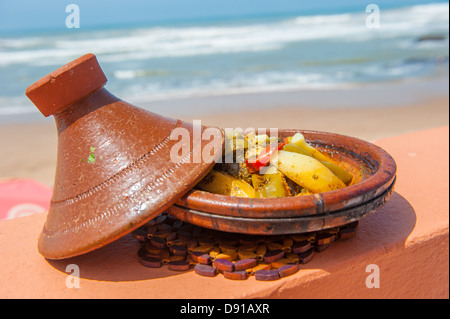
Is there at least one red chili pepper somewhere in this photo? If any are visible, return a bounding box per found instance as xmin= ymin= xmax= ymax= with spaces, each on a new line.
xmin=246 ymin=142 xmax=285 ymax=172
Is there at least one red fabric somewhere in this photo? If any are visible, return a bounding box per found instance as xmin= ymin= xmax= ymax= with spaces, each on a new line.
xmin=0 ymin=179 xmax=52 ymax=221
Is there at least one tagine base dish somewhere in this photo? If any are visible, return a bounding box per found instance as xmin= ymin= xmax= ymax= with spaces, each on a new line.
xmin=168 ymin=129 xmax=397 ymax=235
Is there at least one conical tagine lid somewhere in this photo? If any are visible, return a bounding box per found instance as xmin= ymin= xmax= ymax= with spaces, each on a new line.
xmin=25 ymin=53 xmax=224 ymax=259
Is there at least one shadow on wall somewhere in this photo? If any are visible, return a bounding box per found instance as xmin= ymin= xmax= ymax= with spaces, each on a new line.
xmin=45 ymin=191 xmax=416 ymax=282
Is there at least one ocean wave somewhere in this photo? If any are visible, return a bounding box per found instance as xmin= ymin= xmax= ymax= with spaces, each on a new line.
xmin=0 ymin=70 xmax=354 ymax=116
xmin=0 ymin=2 xmax=448 ymax=117
xmin=0 ymin=104 xmax=36 ymax=116
xmin=113 ymin=69 xmax=170 ymax=79
xmin=113 ymin=70 xmax=355 ymax=102
xmin=0 ymin=2 xmax=447 ymax=67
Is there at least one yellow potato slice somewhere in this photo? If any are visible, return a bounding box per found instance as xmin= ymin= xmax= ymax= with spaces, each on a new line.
xmin=197 ymin=170 xmax=256 ymax=198
xmin=277 ymin=150 xmax=346 ymax=193
xmin=251 ymin=170 xmax=289 ymax=198
xmin=285 ymin=135 xmax=353 ymax=185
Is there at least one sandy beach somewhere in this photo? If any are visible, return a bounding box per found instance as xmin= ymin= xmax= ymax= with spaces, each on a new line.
xmin=0 ymin=79 xmax=448 ymax=188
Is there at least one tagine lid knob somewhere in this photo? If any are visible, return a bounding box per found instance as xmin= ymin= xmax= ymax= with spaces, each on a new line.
xmin=25 ymin=53 xmax=107 ymax=117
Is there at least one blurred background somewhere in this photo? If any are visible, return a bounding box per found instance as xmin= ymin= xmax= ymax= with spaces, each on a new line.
xmin=0 ymin=0 xmax=448 ymax=189
xmin=0 ymin=0 xmax=448 ymax=122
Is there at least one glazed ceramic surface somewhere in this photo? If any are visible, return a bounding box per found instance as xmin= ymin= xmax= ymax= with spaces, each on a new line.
xmin=26 ymin=54 xmax=223 ymax=259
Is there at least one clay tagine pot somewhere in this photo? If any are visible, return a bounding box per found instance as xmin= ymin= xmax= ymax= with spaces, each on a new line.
xmin=25 ymin=53 xmax=224 ymax=260
xmin=168 ymin=129 xmax=397 ymax=235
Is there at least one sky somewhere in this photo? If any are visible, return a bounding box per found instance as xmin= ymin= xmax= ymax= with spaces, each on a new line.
xmin=0 ymin=0 xmax=445 ymax=34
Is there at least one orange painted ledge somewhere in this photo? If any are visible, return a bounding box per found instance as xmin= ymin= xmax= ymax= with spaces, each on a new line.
xmin=0 ymin=126 xmax=448 ymax=299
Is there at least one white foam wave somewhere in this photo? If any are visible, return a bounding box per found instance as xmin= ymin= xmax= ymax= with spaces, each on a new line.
xmin=0 ymin=3 xmax=447 ymax=67
xmin=115 ymin=70 xmax=343 ymax=103
xmin=0 ymin=105 xmax=36 ymax=116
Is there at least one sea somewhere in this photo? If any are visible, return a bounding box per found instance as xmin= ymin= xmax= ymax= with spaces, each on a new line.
xmin=0 ymin=1 xmax=448 ymax=121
